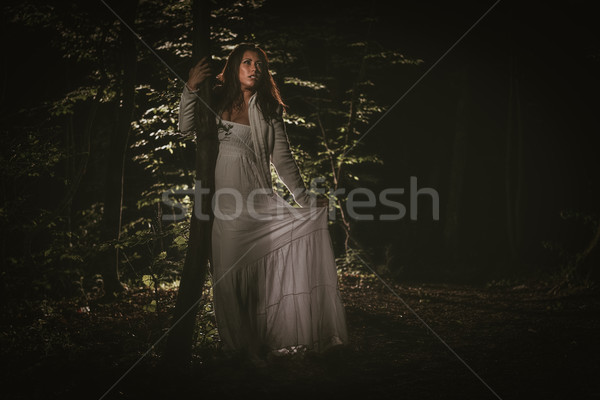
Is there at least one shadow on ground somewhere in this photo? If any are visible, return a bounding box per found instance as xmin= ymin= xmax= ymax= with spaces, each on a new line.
xmin=2 ymin=275 xmax=599 ymax=399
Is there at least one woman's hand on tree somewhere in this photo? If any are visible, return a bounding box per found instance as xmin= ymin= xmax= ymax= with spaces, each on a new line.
xmin=186 ymin=56 xmax=211 ymax=91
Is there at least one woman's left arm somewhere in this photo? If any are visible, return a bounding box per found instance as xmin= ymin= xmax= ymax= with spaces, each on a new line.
xmin=270 ymin=106 xmax=313 ymax=208
xmin=178 ymin=84 xmax=201 ymax=134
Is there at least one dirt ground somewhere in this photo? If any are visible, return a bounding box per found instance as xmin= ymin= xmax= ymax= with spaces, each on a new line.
xmin=2 ymin=274 xmax=599 ymax=400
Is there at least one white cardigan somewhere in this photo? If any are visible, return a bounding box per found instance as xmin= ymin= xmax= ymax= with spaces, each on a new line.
xmin=178 ymin=85 xmax=312 ymax=207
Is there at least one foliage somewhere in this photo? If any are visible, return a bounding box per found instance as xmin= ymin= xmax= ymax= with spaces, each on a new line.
xmin=1 ymin=0 xmax=420 ymax=308
xmin=542 ymin=209 xmax=600 ymax=289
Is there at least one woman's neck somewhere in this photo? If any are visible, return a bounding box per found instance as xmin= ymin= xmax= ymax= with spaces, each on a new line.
xmin=242 ymin=89 xmax=255 ymax=106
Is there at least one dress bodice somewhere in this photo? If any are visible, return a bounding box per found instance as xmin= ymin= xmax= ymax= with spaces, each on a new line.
xmin=216 ymin=118 xmax=256 ymax=163
xmin=217 ymin=119 xmax=252 ymax=145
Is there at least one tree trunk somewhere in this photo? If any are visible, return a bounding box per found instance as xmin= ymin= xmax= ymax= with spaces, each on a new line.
xmin=443 ymin=68 xmax=469 ymax=263
xmin=164 ymin=0 xmax=216 ymax=367
xmin=505 ymin=52 xmax=524 ymax=264
xmin=101 ymin=0 xmax=139 ymax=298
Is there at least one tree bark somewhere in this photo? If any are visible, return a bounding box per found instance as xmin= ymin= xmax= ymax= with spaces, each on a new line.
xmin=164 ymin=0 xmax=216 ymax=367
xmin=443 ymin=68 xmax=469 ymax=263
xmin=505 ymin=52 xmax=524 ymax=264
xmin=101 ymin=0 xmax=139 ymax=298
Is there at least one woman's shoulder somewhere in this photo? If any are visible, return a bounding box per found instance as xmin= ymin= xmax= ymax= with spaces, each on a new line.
xmin=274 ymin=103 xmax=284 ymax=118
xmin=269 ymin=97 xmax=286 ymax=118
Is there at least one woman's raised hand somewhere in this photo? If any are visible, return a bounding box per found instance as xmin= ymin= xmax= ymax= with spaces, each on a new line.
xmin=186 ymin=56 xmax=211 ymax=91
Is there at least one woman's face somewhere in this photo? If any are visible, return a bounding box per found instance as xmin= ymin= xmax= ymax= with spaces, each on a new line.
xmin=238 ymin=50 xmax=263 ymax=91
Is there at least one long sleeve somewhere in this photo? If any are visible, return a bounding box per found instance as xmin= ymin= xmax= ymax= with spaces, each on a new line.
xmin=270 ymin=108 xmax=313 ymax=208
xmin=178 ymin=84 xmax=201 ymax=133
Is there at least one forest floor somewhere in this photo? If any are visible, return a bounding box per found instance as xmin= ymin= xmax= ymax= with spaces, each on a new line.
xmin=2 ymin=272 xmax=600 ymax=400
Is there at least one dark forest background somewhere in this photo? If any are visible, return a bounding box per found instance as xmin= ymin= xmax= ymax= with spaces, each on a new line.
xmin=1 ymin=0 xmax=600 ymax=398
xmin=2 ymin=0 xmax=599 ymax=299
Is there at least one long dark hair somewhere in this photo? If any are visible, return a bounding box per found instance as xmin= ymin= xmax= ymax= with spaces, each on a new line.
xmin=213 ymin=43 xmax=286 ymax=122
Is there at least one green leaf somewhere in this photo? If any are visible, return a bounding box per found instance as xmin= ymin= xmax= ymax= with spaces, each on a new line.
xmin=143 ymin=300 xmax=157 ymax=313
xmin=142 ymin=275 xmax=154 ymax=288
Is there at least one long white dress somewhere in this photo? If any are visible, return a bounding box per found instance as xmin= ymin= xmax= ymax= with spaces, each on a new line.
xmin=178 ymin=85 xmax=348 ymax=356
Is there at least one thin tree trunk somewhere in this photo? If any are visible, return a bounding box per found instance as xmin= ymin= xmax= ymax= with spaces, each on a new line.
xmin=101 ymin=0 xmax=139 ymax=298
xmin=164 ymin=0 xmax=216 ymax=367
xmin=505 ymin=53 xmax=524 ymax=263
xmin=514 ymin=70 xmax=524 ymax=257
xmin=443 ymin=68 xmax=469 ymax=262
xmin=336 ymin=32 xmax=371 ymax=254
xmin=505 ymin=54 xmax=516 ymax=261
xmin=505 ymin=3 xmax=525 ymax=265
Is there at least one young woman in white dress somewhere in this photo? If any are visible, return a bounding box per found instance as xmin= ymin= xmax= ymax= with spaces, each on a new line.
xmin=179 ymin=43 xmax=348 ymax=366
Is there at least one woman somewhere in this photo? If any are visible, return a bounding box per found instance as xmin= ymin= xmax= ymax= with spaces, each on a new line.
xmin=178 ymin=43 xmax=348 ymax=365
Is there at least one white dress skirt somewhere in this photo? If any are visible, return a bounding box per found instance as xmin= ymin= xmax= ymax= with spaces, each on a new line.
xmin=211 ymin=119 xmax=348 ymax=356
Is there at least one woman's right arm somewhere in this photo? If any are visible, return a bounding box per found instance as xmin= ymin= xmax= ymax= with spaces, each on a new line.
xmin=178 ymin=57 xmax=211 ymax=134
